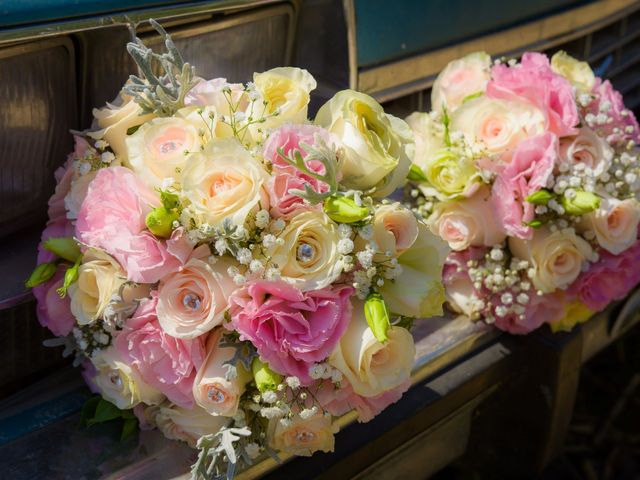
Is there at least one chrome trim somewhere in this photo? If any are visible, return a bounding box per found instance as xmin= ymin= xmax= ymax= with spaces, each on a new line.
xmin=0 ymin=0 xmax=300 ymax=46
xmin=342 ymin=0 xmax=358 ymax=90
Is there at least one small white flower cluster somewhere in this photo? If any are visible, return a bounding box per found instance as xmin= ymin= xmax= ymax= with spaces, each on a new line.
xmin=73 ymin=142 xmax=105 ymax=177
xmin=72 ymin=324 xmax=111 ymax=357
xmin=597 ymin=150 xmax=640 ymax=199
xmin=308 ymin=362 xmax=343 ymax=384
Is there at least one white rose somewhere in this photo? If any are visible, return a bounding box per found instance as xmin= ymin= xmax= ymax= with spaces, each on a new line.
xmin=271 ymin=210 xmax=344 ymax=291
xmin=404 ymin=111 xmax=445 ymax=174
xmin=268 ymin=412 xmax=338 ymax=457
xmin=192 ymin=329 xmax=251 ymax=417
xmin=315 ymin=90 xmax=414 ymax=197
xmin=126 ymin=116 xmax=203 ymax=187
xmin=579 ymin=197 xmax=640 ymax=254
xmin=428 ymin=186 xmax=506 ymax=251
xmin=329 ymin=300 xmax=415 ymax=397
xmin=370 ymin=202 xmax=419 ymax=258
xmin=510 ymin=227 xmax=593 ymax=293
xmin=451 ymin=96 xmax=546 ymax=159
xmin=559 ymin=127 xmax=613 ymax=176
xmin=182 ymin=138 xmax=270 ymax=228
xmin=91 ymin=347 xmax=164 ymax=410
xmin=155 ymin=403 xmax=230 ymax=448
xmin=431 ymin=51 xmax=492 ymax=113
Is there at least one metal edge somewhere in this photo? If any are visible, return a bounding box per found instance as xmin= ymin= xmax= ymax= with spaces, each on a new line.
xmin=342 ymin=0 xmax=358 ymax=90
xmin=359 ymin=0 xmax=640 ymax=102
xmin=0 ymin=0 xmax=292 ymax=45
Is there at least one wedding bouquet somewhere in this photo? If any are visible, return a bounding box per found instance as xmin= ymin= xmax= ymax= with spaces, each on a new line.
xmin=26 ymin=21 xmax=448 ymax=478
xmin=405 ymin=50 xmax=640 ymax=334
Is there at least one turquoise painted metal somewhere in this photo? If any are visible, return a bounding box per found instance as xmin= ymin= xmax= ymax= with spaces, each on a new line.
xmin=353 ymin=0 xmax=591 ymax=67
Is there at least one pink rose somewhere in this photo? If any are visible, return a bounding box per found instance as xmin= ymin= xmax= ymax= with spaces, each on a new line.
xmin=228 ymin=280 xmax=353 ymax=384
xmin=587 ymin=78 xmax=640 ymax=147
xmin=567 ymin=239 xmax=640 ymax=311
xmin=493 ymin=133 xmax=557 ymax=239
xmin=317 ymin=378 xmax=411 ymax=423
xmin=32 ymin=267 xmax=75 ymax=336
xmin=491 ymin=289 xmax=565 ymax=335
xmin=116 ymin=294 xmax=206 ymax=408
xmin=487 ymin=52 xmax=578 ymax=137
xmin=76 ymin=167 xmax=188 ymax=283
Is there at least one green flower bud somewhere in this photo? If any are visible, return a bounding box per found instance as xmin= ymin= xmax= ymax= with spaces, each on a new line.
xmin=252 ymin=358 xmax=282 ymax=393
xmin=43 ymin=237 xmax=81 ymax=262
xmin=407 ymin=164 xmax=428 ymax=182
xmin=25 ymin=262 xmax=57 ymax=288
xmin=364 ymin=293 xmax=391 ymax=343
xmin=146 ymin=207 xmax=179 ymax=238
xmin=57 ymin=257 xmax=82 ymax=298
xmin=561 ymin=191 xmax=601 ymax=216
xmin=323 ymin=196 xmax=369 ymax=223
xmin=525 ymin=189 xmax=554 ymax=205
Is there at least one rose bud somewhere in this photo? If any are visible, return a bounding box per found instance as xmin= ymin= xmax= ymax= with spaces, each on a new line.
xmin=252 ymin=358 xmax=283 ymax=393
xmin=146 ymin=207 xmax=179 ymax=238
xmin=323 ymin=196 xmax=369 ymax=223
xmin=42 ymin=237 xmax=81 ymax=262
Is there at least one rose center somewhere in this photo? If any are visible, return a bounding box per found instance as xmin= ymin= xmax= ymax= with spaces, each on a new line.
xmin=296 ymin=242 xmax=316 ymax=264
xmin=108 ymin=371 xmax=123 ymax=390
xmin=295 ymin=429 xmax=315 ymax=443
xmin=206 ymin=383 xmax=227 ymax=404
xmin=183 ymin=293 xmax=202 ymax=311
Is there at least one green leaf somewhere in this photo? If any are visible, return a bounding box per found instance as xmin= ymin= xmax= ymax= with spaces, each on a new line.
xmin=407 ymin=164 xmax=428 ymax=182
xmin=364 ymin=293 xmax=391 ymax=343
xmin=160 ymin=190 xmax=180 ymax=211
xmin=43 ymin=237 xmax=81 ymax=262
xmin=126 ymin=125 xmax=140 ymax=136
xmin=80 ymin=396 xmax=101 ymax=426
xmin=461 ymin=91 xmax=483 ymax=104
xmin=25 ymin=262 xmax=57 ymax=288
xmin=90 ymin=399 xmax=123 ymax=425
xmin=525 ymin=189 xmax=554 ymax=205
xmin=121 ymin=418 xmax=138 ymax=441
xmin=442 ymin=106 xmax=451 ymax=147
xmin=523 ymin=219 xmax=543 ymax=228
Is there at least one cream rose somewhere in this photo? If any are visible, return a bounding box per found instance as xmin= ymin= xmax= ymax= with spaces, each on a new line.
xmin=64 ymin=171 xmax=97 ymax=220
xmin=380 ymin=222 xmax=448 ymax=318
xmin=193 ymin=330 xmax=251 ymax=417
xmin=155 ymin=403 xmax=230 ymax=448
xmin=551 ymin=51 xmax=595 ymax=93
xmin=405 ymin=111 xmax=445 ymax=173
xmin=370 ymin=203 xmax=419 ymax=258
xmin=329 ymin=300 xmax=415 ymax=397
xmin=182 ymin=138 xmax=270 ymax=228
xmin=315 ymin=90 xmax=414 ymax=197
xmin=157 ymin=258 xmax=237 ymax=338
xmin=271 ymin=210 xmax=344 ymax=291
xmin=418 ymin=148 xmax=481 ymax=199
xmin=88 ymin=91 xmax=155 ymax=162
xmin=559 ymin=127 xmax=613 ymax=176
xmin=445 ymin=274 xmax=482 ymax=319
xmin=510 ymin=227 xmax=593 ymax=293
xmin=431 ymin=51 xmax=492 ymax=113
xmin=451 ymin=96 xmax=546 ymax=159
xmin=91 ymin=347 xmax=164 ymax=410
xmin=126 ymin=116 xmax=203 ymax=187
xmin=428 ymin=186 xmax=506 ymax=251
xmin=579 ymin=197 xmax=640 ymax=254
xmin=268 ymin=412 xmax=338 ymax=457
xmin=254 ymin=67 xmax=316 ymax=128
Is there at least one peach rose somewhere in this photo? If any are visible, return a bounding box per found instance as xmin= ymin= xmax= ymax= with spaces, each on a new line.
xmin=579 ymin=197 xmax=640 ymax=255
xmin=428 ymin=186 xmax=506 ymax=251
xmin=370 ymin=202 xmax=419 ymax=258
xmin=559 ymin=127 xmax=613 ymax=177
xmin=156 ymin=257 xmax=237 ymax=339
xmin=510 ymin=227 xmax=593 ymax=293
xmin=268 ymin=412 xmax=338 ymax=457
xmin=192 ymin=330 xmax=251 ymax=417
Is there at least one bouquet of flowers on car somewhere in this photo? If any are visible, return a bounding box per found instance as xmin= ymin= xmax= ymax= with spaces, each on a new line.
xmin=26 ymin=21 xmax=448 ymax=478
xmin=405 ymin=50 xmax=640 ymax=334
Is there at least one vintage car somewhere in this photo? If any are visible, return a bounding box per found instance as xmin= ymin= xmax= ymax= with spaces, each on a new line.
xmin=0 ymin=0 xmax=639 ymax=478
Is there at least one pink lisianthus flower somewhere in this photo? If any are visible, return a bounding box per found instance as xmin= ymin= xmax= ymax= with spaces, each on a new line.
xmin=567 ymin=240 xmax=640 ymax=312
xmin=266 ymin=172 xmax=326 ymax=218
xmin=32 ymin=266 xmax=75 ymax=337
xmin=115 ymin=293 xmax=205 ymax=408
xmin=487 ymin=52 xmax=579 ymax=137
xmin=317 ymin=378 xmax=411 ymax=423
xmin=442 ymin=248 xmax=487 ymax=318
xmin=587 ymin=78 xmax=640 ymax=147
xmin=76 ymin=166 xmax=190 ymax=283
xmin=228 ymin=280 xmax=354 ymax=384
xmin=492 ymin=133 xmax=557 ymax=240
xmin=490 ymin=289 xmax=565 ymax=335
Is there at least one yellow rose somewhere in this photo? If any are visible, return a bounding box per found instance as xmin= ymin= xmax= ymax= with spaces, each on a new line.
xmin=155 ymin=403 xmax=230 ymax=448
xmin=268 ymin=412 xmax=338 ymax=457
xmin=405 ymin=111 xmax=445 ymax=173
xmin=579 ymin=197 xmax=640 ymax=255
xmin=419 ymin=147 xmax=481 ymax=199
xmin=91 ymin=347 xmax=164 ymax=410
xmin=315 ymin=90 xmax=414 ymax=197
xmin=431 ymin=51 xmax=492 ymax=113
xmin=254 ymin=67 xmax=316 ymax=129
xmin=370 ymin=202 xmax=419 ymax=258
xmin=428 ymin=186 xmax=506 ymax=251
xmin=126 ymin=115 xmax=203 ymax=187
xmin=88 ymin=90 xmax=155 ymax=162
xmin=451 ymin=96 xmax=546 ymax=159
xmin=329 ymin=300 xmax=415 ymax=397
xmin=271 ymin=210 xmax=344 ymax=291
xmin=380 ymin=222 xmax=448 ymax=318
xmin=510 ymin=227 xmax=593 ymax=293
xmin=181 ymin=138 xmax=270 ymax=228
xmin=551 ymin=51 xmax=595 ymax=93
xmin=549 ymin=300 xmax=593 ymax=333
xmin=192 ymin=329 xmax=251 ymax=417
